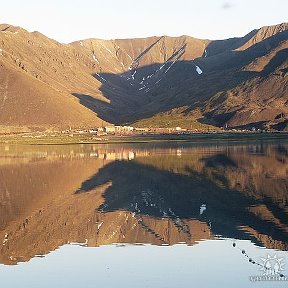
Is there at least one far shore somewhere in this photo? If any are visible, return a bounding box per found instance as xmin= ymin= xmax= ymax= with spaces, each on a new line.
xmin=0 ymin=131 xmax=287 ymax=145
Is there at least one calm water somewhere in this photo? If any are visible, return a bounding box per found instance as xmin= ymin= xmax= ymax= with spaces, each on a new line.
xmin=0 ymin=139 xmax=288 ymax=287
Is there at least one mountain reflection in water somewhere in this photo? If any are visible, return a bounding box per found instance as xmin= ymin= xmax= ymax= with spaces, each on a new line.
xmin=0 ymin=141 xmax=287 ymax=265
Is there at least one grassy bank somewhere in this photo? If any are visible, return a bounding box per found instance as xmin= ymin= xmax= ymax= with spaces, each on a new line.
xmin=0 ymin=132 xmax=287 ymax=145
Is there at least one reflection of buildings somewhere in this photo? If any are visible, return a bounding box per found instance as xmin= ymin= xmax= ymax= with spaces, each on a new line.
xmin=96 ymin=149 xmax=143 ymax=160
xmin=96 ymin=149 xmax=152 ymax=160
xmin=98 ymin=151 xmax=135 ymax=160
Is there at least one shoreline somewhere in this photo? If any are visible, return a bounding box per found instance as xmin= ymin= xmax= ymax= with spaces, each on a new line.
xmin=0 ymin=131 xmax=287 ymax=145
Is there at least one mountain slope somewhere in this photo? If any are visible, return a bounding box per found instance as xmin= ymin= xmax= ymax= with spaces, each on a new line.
xmin=72 ymin=23 xmax=288 ymax=130
xmin=0 ymin=23 xmax=287 ymax=131
xmin=0 ymin=26 xmax=107 ymax=131
xmin=0 ymin=58 xmax=105 ymax=131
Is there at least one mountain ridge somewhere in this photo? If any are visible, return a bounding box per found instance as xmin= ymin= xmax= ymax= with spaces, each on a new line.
xmin=0 ymin=23 xmax=287 ymax=132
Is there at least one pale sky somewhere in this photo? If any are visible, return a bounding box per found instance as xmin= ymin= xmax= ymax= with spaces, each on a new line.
xmin=1 ymin=0 xmax=287 ymax=43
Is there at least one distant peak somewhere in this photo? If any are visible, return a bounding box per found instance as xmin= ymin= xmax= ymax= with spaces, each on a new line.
xmin=0 ymin=24 xmax=26 ymax=33
xmin=258 ymin=22 xmax=288 ymax=33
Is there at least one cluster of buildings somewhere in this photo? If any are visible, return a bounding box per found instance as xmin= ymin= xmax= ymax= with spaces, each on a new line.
xmin=61 ymin=125 xmax=135 ymax=135
xmin=70 ymin=126 xmax=184 ymax=135
xmin=63 ymin=125 xmax=156 ymax=135
xmin=99 ymin=126 xmax=134 ymax=134
xmin=59 ymin=125 xmax=225 ymax=136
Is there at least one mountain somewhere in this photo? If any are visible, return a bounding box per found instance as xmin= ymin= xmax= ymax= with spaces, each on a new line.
xmin=0 ymin=23 xmax=287 ymax=132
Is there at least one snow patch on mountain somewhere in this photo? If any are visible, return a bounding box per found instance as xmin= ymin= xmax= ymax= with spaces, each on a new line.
xmin=195 ymin=65 xmax=203 ymax=74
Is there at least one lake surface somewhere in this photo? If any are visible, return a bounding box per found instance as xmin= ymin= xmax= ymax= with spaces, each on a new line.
xmin=0 ymin=138 xmax=288 ymax=287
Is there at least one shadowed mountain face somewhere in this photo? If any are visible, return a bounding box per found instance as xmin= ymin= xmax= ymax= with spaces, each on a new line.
xmin=0 ymin=23 xmax=287 ymax=131
xmin=0 ymin=141 xmax=287 ymax=265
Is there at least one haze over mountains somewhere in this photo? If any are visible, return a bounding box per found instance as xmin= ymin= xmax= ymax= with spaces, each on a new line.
xmin=0 ymin=23 xmax=287 ymax=132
